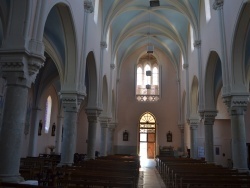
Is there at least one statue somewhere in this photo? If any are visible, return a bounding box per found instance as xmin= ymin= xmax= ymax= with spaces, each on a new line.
xmin=38 ymin=120 xmax=42 ymax=136
xmin=51 ymin=123 xmax=56 ymax=136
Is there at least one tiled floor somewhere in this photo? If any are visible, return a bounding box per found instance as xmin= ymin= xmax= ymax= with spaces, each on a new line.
xmin=138 ymin=158 xmax=166 ymax=188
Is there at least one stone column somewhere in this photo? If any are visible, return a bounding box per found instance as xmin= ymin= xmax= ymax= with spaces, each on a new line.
xmin=86 ymin=109 xmax=101 ymax=159
xmin=203 ymin=111 xmax=217 ymax=163
xmin=107 ymin=123 xmax=116 ymax=155
xmin=28 ymin=107 xmax=42 ymax=157
xmin=59 ymin=95 xmax=80 ymax=166
xmin=189 ymin=118 xmax=199 ymax=159
xmin=55 ymin=115 xmax=63 ymax=154
xmin=225 ymin=95 xmax=249 ymax=171
xmin=0 ymin=55 xmax=44 ymax=182
xmin=179 ymin=125 xmax=185 ymax=153
xmin=99 ymin=117 xmax=110 ymax=156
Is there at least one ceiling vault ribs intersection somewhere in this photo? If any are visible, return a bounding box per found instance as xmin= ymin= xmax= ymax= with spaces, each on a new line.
xmin=102 ymin=0 xmax=200 ymax=73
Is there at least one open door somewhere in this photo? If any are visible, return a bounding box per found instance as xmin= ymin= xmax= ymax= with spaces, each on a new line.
xmin=139 ymin=112 xmax=156 ymax=159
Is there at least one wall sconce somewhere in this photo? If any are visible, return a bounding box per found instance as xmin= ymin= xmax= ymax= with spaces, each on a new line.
xmin=123 ymin=130 xmax=129 ymax=141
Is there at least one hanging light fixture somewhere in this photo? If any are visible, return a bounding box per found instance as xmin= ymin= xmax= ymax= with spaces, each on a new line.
xmin=146 ymin=11 xmax=152 ymax=90
xmin=150 ymin=0 xmax=160 ymax=7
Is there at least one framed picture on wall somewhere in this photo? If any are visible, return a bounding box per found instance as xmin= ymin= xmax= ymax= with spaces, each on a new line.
xmin=166 ymin=131 xmax=172 ymax=142
xmin=123 ymin=130 xmax=128 ymax=141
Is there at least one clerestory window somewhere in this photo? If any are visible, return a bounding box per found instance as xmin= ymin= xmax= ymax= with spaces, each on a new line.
xmin=136 ymin=53 xmax=159 ymax=102
xmin=44 ymin=96 xmax=52 ymax=133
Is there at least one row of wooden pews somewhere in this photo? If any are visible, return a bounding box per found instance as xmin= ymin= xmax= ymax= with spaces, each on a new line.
xmin=55 ymin=154 xmax=140 ymax=187
xmin=2 ymin=154 xmax=140 ymax=187
xmin=156 ymin=156 xmax=250 ymax=188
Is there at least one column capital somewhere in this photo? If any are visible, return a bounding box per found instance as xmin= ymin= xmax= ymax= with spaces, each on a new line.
xmin=108 ymin=122 xmax=117 ymax=130
xmin=183 ymin=63 xmax=189 ymax=69
xmin=0 ymin=53 xmax=44 ymax=87
xmin=193 ymin=40 xmax=201 ymax=48
xmin=60 ymin=92 xmax=85 ymax=112
xmin=110 ymin=63 xmax=116 ymax=70
xmin=84 ymin=0 xmax=94 ymax=13
xmin=85 ymin=108 xmax=102 ymax=123
xmin=100 ymin=41 xmax=107 ymax=49
xmin=203 ymin=110 xmax=217 ymax=125
xmin=213 ymin=0 xmax=224 ymax=10
xmin=223 ymin=94 xmax=249 ymax=115
xmin=188 ymin=118 xmax=199 ymax=129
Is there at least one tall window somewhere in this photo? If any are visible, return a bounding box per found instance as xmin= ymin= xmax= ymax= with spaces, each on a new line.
xmin=137 ymin=67 xmax=143 ymax=85
xmin=94 ymin=0 xmax=99 ymax=24
xmin=44 ymin=96 xmax=52 ymax=133
xmin=136 ymin=54 xmax=159 ymax=101
xmin=152 ymin=67 xmax=158 ymax=85
xmin=205 ymin=0 xmax=211 ymax=22
xmin=190 ymin=25 xmax=194 ymax=51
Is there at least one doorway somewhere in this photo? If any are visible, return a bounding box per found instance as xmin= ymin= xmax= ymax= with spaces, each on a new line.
xmin=139 ymin=112 xmax=156 ymax=159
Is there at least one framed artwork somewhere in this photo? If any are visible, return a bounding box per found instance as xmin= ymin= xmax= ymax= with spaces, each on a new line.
xmin=123 ymin=130 xmax=128 ymax=141
xmin=166 ymin=131 xmax=172 ymax=142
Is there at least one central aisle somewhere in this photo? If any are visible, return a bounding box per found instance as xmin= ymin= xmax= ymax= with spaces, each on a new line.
xmin=138 ymin=158 xmax=166 ymax=188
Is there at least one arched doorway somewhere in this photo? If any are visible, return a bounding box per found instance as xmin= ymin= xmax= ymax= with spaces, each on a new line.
xmin=139 ymin=112 xmax=156 ymax=159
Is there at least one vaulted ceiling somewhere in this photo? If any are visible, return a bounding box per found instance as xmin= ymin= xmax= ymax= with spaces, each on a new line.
xmin=102 ymin=0 xmax=200 ymax=71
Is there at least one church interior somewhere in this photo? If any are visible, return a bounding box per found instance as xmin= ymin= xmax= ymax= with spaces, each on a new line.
xmin=0 ymin=0 xmax=250 ymax=187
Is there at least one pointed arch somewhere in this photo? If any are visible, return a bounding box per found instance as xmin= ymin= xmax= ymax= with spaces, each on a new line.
xmin=190 ymin=76 xmax=199 ymax=116
xmin=182 ymin=91 xmax=186 ymax=123
xmin=86 ymin=51 xmax=98 ymax=108
xmin=102 ymin=75 xmax=108 ymax=116
xmin=231 ymin=2 xmax=250 ymax=92
xmin=204 ymin=51 xmax=222 ymax=110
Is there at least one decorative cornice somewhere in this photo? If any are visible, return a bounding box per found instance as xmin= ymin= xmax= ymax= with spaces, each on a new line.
xmin=213 ymin=0 xmax=224 ymax=10
xmin=193 ymin=40 xmax=201 ymax=48
xmin=100 ymin=41 xmax=107 ymax=49
xmin=84 ymin=1 xmax=94 ymax=13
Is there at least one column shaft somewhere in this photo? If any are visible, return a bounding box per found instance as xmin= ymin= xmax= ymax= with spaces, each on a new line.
xmin=55 ymin=115 xmax=63 ymax=154
xmin=204 ymin=124 xmax=214 ymax=163
xmin=28 ymin=108 xmax=41 ymax=157
xmin=0 ymin=85 xmax=28 ymax=182
xmin=190 ymin=126 xmax=198 ymax=159
xmin=87 ymin=120 xmax=98 ymax=159
xmin=231 ymin=113 xmax=248 ymax=171
xmin=60 ymin=111 xmax=78 ymax=165
xmin=100 ymin=124 xmax=108 ymax=156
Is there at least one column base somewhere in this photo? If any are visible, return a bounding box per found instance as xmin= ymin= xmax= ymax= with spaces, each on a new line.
xmin=0 ymin=174 xmax=24 ymax=183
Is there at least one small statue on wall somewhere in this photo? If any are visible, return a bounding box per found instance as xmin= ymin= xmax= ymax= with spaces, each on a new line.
xmin=51 ymin=123 xmax=56 ymax=136
xmin=38 ymin=120 xmax=43 ymax=136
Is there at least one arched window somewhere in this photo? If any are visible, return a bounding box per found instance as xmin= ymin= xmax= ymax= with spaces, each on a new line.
xmin=136 ymin=54 xmax=160 ymax=101
xmin=190 ymin=25 xmax=194 ymax=51
xmin=205 ymin=0 xmax=211 ymax=22
xmin=44 ymin=96 xmax=52 ymax=133
xmin=94 ymin=0 xmax=99 ymax=24
xmin=152 ymin=67 xmax=158 ymax=85
xmin=144 ymin=64 xmax=151 ymax=86
xmin=106 ymin=28 xmax=110 ymax=51
xmin=137 ymin=67 xmax=143 ymax=85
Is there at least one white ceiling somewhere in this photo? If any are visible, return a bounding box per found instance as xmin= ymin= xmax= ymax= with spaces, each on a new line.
xmin=102 ymin=0 xmax=200 ymax=70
